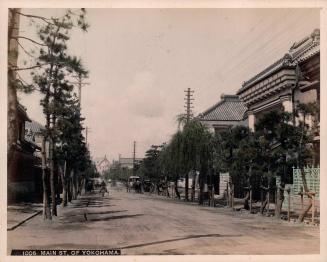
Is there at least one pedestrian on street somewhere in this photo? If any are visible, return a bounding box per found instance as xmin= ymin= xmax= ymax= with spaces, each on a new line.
xmin=100 ymin=181 xmax=108 ymax=197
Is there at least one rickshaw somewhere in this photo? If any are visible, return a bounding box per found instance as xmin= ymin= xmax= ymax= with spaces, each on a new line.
xmin=127 ymin=176 xmax=142 ymax=193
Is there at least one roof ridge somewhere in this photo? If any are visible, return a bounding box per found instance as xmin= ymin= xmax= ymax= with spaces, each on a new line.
xmin=199 ymin=99 xmax=225 ymax=118
xmin=238 ymin=29 xmax=320 ymax=94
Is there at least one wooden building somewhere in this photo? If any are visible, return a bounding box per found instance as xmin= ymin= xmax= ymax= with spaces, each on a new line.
xmin=237 ymin=29 xmax=320 ymax=164
xmin=8 ymin=105 xmax=44 ymax=203
xmin=237 ymin=29 xmax=320 ymax=130
xmin=198 ymin=94 xmax=247 ymax=133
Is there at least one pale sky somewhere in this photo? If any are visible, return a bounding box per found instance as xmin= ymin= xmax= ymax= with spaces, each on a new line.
xmin=18 ymin=8 xmax=320 ymax=162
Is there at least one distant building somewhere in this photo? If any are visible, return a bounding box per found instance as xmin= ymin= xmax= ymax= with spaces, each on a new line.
xmin=198 ymin=94 xmax=247 ymax=133
xmin=119 ymin=156 xmax=143 ymax=169
xmin=94 ymin=155 xmax=110 ymax=175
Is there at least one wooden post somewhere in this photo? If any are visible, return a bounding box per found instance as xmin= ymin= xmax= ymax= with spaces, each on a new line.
xmin=260 ymin=189 xmax=263 ymax=214
xmin=226 ymin=182 xmax=229 ymax=207
xmin=249 ymin=189 xmax=252 ymax=213
xmin=312 ymin=194 xmax=315 ymax=224
xmin=275 ymin=188 xmax=278 ymax=217
xmin=267 ymin=191 xmax=270 ymax=216
xmin=287 ymin=188 xmax=291 ymax=222
xmin=231 ymin=184 xmax=234 ymax=210
xmin=301 ymin=193 xmax=304 ymax=212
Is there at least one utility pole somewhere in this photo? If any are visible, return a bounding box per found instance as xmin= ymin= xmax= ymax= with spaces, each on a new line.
xmin=85 ymin=127 xmax=91 ymax=148
xmin=132 ymin=141 xmax=136 ymax=176
xmin=75 ymin=72 xmax=90 ymax=108
xmin=184 ymin=88 xmax=194 ymax=122
xmin=183 ymin=88 xmax=194 ymax=202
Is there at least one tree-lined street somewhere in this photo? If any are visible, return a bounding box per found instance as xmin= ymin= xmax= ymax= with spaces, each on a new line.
xmin=6 ymin=7 xmax=322 ymax=259
xmin=8 ymin=186 xmax=319 ymax=255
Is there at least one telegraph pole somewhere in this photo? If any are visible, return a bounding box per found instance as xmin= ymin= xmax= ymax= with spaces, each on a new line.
xmin=183 ymin=88 xmax=194 ymax=202
xmin=132 ymin=141 xmax=136 ymax=176
xmin=184 ymin=88 xmax=194 ymax=122
xmin=85 ymin=127 xmax=91 ymax=148
xmin=76 ymin=72 xmax=90 ymax=108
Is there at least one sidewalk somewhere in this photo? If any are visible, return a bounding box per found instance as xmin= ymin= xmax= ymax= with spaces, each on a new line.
xmin=7 ymin=192 xmax=102 ymax=231
xmin=7 ymin=203 xmax=43 ymax=231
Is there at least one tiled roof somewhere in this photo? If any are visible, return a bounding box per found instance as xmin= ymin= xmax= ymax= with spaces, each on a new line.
xmin=25 ymin=120 xmax=44 ymax=143
xmin=237 ymin=29 xmax=320 ymax=94
xmin=18 ymin=103 xmax=31 ymax=122
xmin=294 ymin=43 xmax=320 ymax=63
xmin=198 ymin=94 xmax=247 ymax=121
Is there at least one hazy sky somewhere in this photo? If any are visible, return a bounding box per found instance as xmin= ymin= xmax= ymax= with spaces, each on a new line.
xmin=18 ymin=8 xmax=320 ymax=161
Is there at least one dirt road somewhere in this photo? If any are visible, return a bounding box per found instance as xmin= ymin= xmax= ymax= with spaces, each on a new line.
xmin=8 ymin=187 xmax=319 ymax=255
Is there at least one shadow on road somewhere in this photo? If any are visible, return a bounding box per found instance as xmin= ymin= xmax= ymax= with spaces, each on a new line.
xmin=70 ymin=204 xmax=116 ymax=208
xmin=120 ymin=233 xmax=242 ymax=250
xmin=87 ymin=210 xmax=128 ymax=215
xmin=88 ymin=214 xmax=144 ymax=222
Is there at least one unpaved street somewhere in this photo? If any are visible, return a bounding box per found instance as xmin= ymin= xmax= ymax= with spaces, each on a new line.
xmin=8 ymin=187 xmax=319 ymax=255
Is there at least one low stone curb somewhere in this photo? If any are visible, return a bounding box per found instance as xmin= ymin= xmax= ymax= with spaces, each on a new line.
xmin=7 ymin=210 xmax=42 ymax=231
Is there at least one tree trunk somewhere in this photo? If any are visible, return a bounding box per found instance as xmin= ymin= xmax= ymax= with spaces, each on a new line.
xmin=41 ymin=137 xmax=51 ymax=219
xmin=244 ymin=190 xmax=250 ymax=210
xmin=249 ymin=189 xmax=252 ymax=213
xmin=49 ymin=138 xmax=57 ymax=216
xmin=81 ymin=177 xmax=86 ymax=195
xmin=54 ymin=158 xmax=60 ymax=205
xmin=68 ymin=171 xmax=73 ymax=202
xmin=191 ymin=172 xmax=196 ymax=202
xmin=185 ymin=172 xmax=189 ymax=201
xmin=60 ymin=161 xmax=68 ymax=207
xmin=275 ymin=186 xmax=285 ymax=219
xmin=7 ymin=9 xmax=20 ymax=187
xmin=174 ymin=179 xmax=180 ymax=199
xmin=230 ymin=183 xmax=234 ymax=209
xmin=198 ymin=175 xmax=204 ymax=205
xmin=260 ymin=193 xmax=268 ymax=214
xmin=267 ymin=191 xmax=270 ymax=215
xmin=260 ymin=189 xmax=263 ymax=213
xmin=72 ymin=170 xmax=77 ymax=200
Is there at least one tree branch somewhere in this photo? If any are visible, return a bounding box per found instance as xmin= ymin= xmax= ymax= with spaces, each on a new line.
xmin=14 ymin=39 xmax=35 ymax=57
xmin=14 ymin=11 xmax=55 ymax=25
xmin=12 ymin=63 xmax=47 ymax=71
xmin=12 ymin=36 xmax=48 ymax=47
xmin=16 ymin=72 xmax=40 ymax=91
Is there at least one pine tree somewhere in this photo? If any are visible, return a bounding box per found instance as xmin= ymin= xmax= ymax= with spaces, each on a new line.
xmin=32 ymin=9 xmax=89 ymax=219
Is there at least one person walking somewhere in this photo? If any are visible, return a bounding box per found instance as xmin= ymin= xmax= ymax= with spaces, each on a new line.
xmin=100 ymin=180 xmax=108 ymax=197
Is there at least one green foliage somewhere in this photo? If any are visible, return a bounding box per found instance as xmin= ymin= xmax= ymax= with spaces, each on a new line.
xmin=142 ymin=105 xmax=316 ymax=195
xmin=140 ymin=145 xmax=162 ymax=182
xmin=137 ymin=119 xmax=213 ymax=183
xmin=32 ymin=9 xmax=93 ymax=180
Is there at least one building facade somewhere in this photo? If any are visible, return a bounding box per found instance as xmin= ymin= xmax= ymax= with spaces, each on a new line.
xmin=94 ymin=155 xmax=110 ymax=176
xmin=8 ymin=105 xmax=44 ymax=203
xmin=119 ymin=156 xmax=143 ymax=169
xmin=237 ymin=29 xmax=320 ymax=165
xmin=237 ymin=29 xmax=320 ymax=131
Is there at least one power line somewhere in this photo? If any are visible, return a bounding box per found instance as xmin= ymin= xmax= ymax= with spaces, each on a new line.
xmin=218 ymin=9 xmax=316 ymax=78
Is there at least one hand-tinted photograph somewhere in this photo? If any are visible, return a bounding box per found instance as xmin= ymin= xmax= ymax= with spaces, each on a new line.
xmin=6 ymin=7 xmax=320 ymax=256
